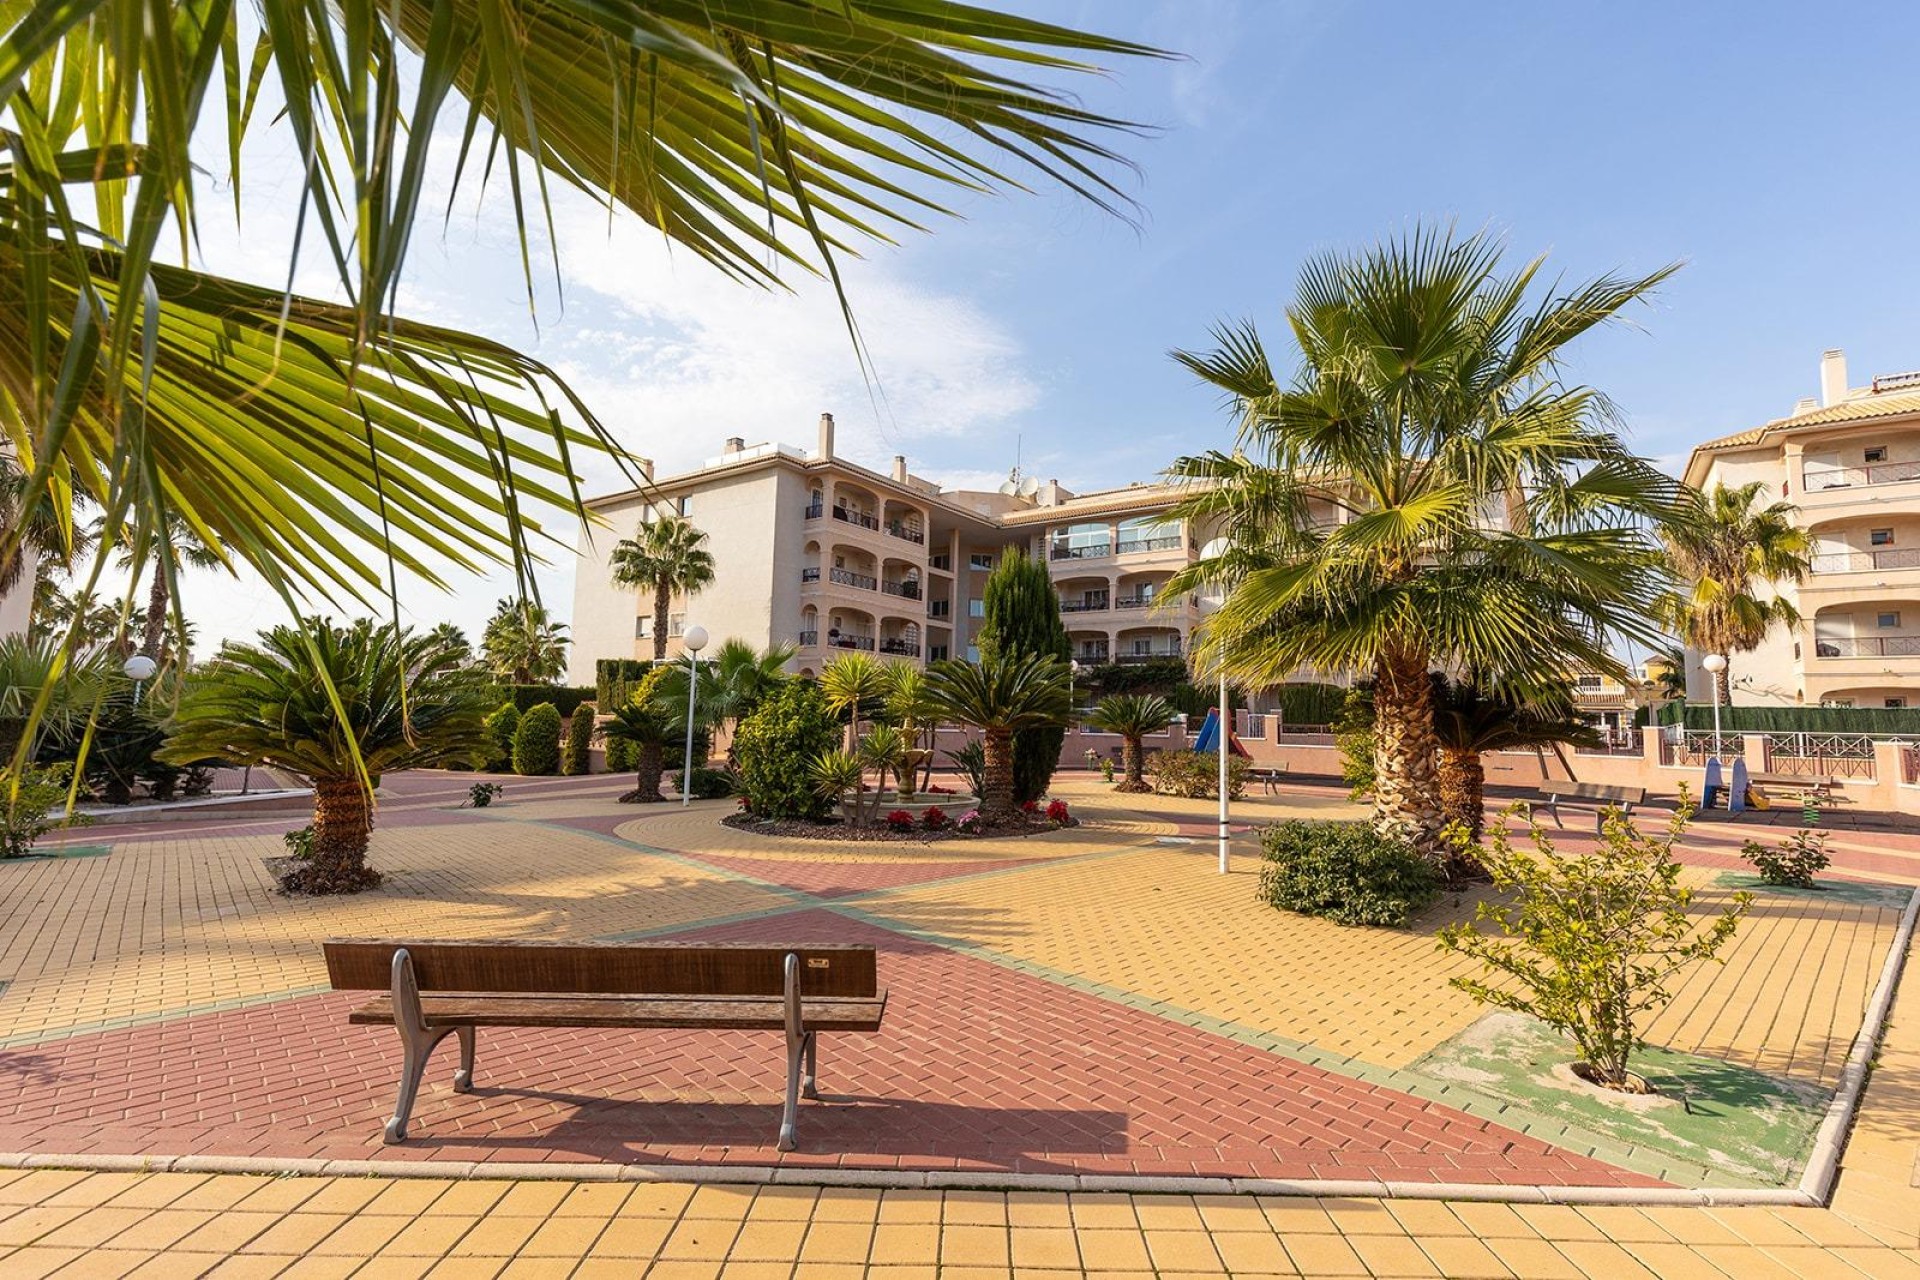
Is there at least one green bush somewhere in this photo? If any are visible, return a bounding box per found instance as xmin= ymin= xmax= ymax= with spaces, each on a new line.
xmin=1741 ymin=826 xmax=1830 ymax=888
xmin=604 ymin=735 xmax=639 ymax=773
xmin=1145 ymin=749 xmax=1249 ymax=799
xmin=512 ymin=703 xmax=563 ymax=775
xmin=483 ymin=702 xmax=520 ymax=772
xmin=595 ymin=658 xmax=654 ymax=708
xmin=1258 ymin=821 xmax=1438 ymax=927
xmin=733 ymin=681 xmax=840 ymax=820
xmin=1 ymin=764 xmax=81 ymax=859
xmin=562 ymin=703 xmax=596 ymax=776
xmin=672 ymin=767 xmax=735 ymax=800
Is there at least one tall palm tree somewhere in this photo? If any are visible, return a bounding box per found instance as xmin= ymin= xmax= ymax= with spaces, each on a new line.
xmin=1656 ymin=482 xmax=1811 ymax=704
xmin=608 ymin=517 xmax=717 ymax=662
xmin=102 ymin=510 xmax=224 ymax=663
xmin=480 ymin=598 xmax=569 ymax=685
xmin=1 ymin=4 xmax=1157 ymax=750
xmin=927 ymin=653 xmax=1071 ymax=823
xmin=160 ymin=621 xmax=492 ymax=893
xmin=1087 ymin=693 xmax=1180 ymax=792
xmin=1166 ymin=228 xmax=1680 ymax=858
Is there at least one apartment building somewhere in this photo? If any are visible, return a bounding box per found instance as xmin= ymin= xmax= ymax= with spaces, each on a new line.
xmin=566 ymin=414 xmax=1207 ymax=685
xmin=1683 ymin=349 xmax=1920 ymax=708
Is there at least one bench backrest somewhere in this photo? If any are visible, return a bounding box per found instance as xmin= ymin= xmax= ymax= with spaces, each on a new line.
xmin=1545 ymin=782 xmax=1645 ymax=803
xmin=323 ymin=939 xmax=877 ymax=999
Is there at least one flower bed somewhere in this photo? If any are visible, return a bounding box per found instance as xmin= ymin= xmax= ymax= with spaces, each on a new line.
xmin=722 ymin=798 xmax=1077 ymax=843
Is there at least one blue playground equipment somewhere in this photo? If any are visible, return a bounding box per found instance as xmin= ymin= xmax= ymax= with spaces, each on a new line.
xmin=1191 ymin=707 xmax=1252 ymax=759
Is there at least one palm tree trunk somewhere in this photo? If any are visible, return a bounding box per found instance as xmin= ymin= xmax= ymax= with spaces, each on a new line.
xmin=301 ymin=776 xmax=379 ymax=894
xmin=980 ymin=728 xmax=1016 ymax=823
xmin=1118 ymin=735 xmax=1149 ymax=792
xmin=653 ymin=583 xmax=671 ymax=662
xmin=1437 ymin=745 xmax=1486 ymax=843
xmin=141 ymin=567 xmax=169 ymax=662
xmin=626 ymin=742 xmax=665 ymax=802
xmin=1372 ymin=647 xmax=1443 ymax=859
xmin=1713 ymin=659 xmax=1731 ymax=708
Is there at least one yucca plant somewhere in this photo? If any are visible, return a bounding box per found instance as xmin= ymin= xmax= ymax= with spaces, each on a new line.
xmin=159 ymin=620 xmax=492 ymax=893
xmin=806 ymin=750 xmax=868 ymax=825
xmin=819 ymin=652 xmax=886 ymax=747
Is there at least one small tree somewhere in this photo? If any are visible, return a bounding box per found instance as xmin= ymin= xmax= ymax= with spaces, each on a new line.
xmin=483 ymin=702 xmax=520 ymax=772
xmin=1438 ymin=803 xmax=1751 ymax=1092
xmin=1 ymin=763 xmax=83 ymax=859
xmin=978 ymin=549 xmax=1071 ymax=803
xmin=597 ymin=670 xmax=677 ymax=803
xmin=513 ymin=703 xmax=563 ymax=775
xmin=561 ymin=704 xmax=595 ymax=776
xmin=927 ymin=652 xmax=1070 ymax=823
xmin=733 ymin=681 xmax=841 ymax=820
xmin=1087 ymin=693 xmax=1179 ymax=792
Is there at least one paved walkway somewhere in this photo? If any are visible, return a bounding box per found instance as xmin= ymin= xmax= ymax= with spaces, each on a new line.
xmin=1 ymin=771 xmax=1916 ymax=1274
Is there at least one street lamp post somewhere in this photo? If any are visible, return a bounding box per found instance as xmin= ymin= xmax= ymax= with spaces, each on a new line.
xmin=1702 ymin=652 xmax=1728 ymax=760
xmin=122 ymin=654 xmax=158 ymax=706
xmin=1217 ymin=669 xmax=1230 ymax=875
xmin=680 ymin=625 xmax=709 ymax=807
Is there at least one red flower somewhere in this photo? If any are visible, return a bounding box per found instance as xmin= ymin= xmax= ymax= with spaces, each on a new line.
xmin=885 ymin=809 xmax=916 ymax=832
xmin=1045 ymin=799 xmax=1071 ymax=825
xmin=922 ymin=806 xmax=949 ymax=830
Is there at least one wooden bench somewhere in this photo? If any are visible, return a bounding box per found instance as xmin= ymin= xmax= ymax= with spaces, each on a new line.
xmin=1247 ymin=766 xmax=1288 ymax=795
xmin=323 ymin=939 xmax=887 ymax=1150
xmin=1531 ymin=782 xmax=1647 ymax=833
xmin=1750 ymin=773 xmax=1838 ymax=805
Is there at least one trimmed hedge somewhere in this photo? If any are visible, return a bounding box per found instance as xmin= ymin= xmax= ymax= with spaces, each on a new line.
xmin=513 ymin=703 xmax=563 ymax=775
xmin=482 ymin=703 xmax=520 ymax=772
xmin=1654 ymin=701 xmax=1920 ymax=733
xmin=672 ymin=767 xmax=735 ymax=800
xmin=1270 ymin=682 xmax=1349 ymax=726
xmin=595 ymin=659 xmax=654 ymax=708
xmin=1258 ymin=820 xmax=1438 ymax=927
xmin=605 ymin=736 xmax=639 ymax=773
xmin=562 ymin=704 xmax=595 ymax=776
xmin=478 ymin=684 xmax=596 ymax=719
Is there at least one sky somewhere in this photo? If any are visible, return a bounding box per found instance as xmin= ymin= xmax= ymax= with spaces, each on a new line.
xmin=123 ymin=0 xmax=1920 ymax=657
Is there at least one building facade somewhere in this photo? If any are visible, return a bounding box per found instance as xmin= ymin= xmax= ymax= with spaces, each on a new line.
xmin=567 ymin=415 xmax=1210 ymax=685
xmin=1682 ymin=349 xmax=1920 ymax=708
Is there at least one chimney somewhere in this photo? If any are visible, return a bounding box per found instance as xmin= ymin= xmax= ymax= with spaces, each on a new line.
xmin=1820 ymin=349 xmax=1848 ymax=407
xmin=817 ymin=412 xmax=836 ymax=460
xmin=892 ymin=455 xmax=908 ymax=483
xmin=723 ymin=436 xmax=745 ymax=456
xmin=636 ymin=456 xmax=655 ymax=483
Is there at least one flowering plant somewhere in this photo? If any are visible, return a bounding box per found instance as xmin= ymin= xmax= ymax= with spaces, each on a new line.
xmin=884 ymin=809 xmax=916 ymax=832
xmin=957 ymin=809 xmax=983 ymax=834
xmin=1021 ymin=799 xmax=1040 ymax=815
xmin=1045 ymin=798 xmax=1071 ymax=825
xmin=922 ymin=806 xmax=950 ymax=830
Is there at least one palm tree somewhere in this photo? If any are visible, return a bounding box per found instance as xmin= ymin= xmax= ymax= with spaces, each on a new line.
xmin=481 ymin=598 xmax=569 ymax=685
xmin=1088 ymin=693 xmax=1180 ymax=792
xmin=1430 ymin=677 xmax=1599 ymax=846
xmin=927 ymin=653 xmax=1071 ymax=823
xmin=102 ymin=510 xmax=224 ymax=664
xmin=1656 ymin=482 xmax=1811 ymax=705
xmin=1166 ymin=228 xmax=1679 ymax=859
xmin=654 ymin=638 xmax=794 ymax=734
xmin=0 ymin=455 xmax=91 ymax=600
xmin=597 ymin=669 xmax=681 ymax=804
xmin=608 ymin=517 xmax=717 ymax=661
xmin=1 ymin=5 xmax=1156 ymax=748
xmin=819 ymin=653 xmax=887 ymax=748
xmin=159 ymin=621 xmax=492 ymax=893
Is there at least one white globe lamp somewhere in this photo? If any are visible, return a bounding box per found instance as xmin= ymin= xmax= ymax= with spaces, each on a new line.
xmin=680 ymin=625 xmax=709 ymax=805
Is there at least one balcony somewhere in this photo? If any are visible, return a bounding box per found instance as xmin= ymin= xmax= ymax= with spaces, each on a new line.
xmin=1810 ymin=548 xmax=1920 ymax=574
xmin=1804 ymin=460 xmax=1920 ymax=492
xmin=1114 ymin=646 xmax=1183 ymax=665
xmin=801 ymin=567 xmax=821 ymax=583
xmin=1050 ymin=542 xmax=1111 ymax=561
xmin=832 ymin=506 xmax=881 ymax=532
xmin=1813 ymin=635 xmax=1920 ymax=657
xmin=1116 ymin=535 xmax=1182 ymax=555
xmin=1060 ymin=595 xmax=1110 ymax=613
xmin=878 ymin=638 xmax=921 ymax=657
xmin=829 ymin=567 xmax=877 ymax=591
xmin=1073 ymin=645 xmax=1110 ymax=663
xmin=824 ymin=632 xmax=876 ymax=651
xmin=803 ymin=501 xmax=824 ymax=519
xmin=884 ymin=521 xmax=925 ymax=546
xmin=880 ymin=579 xmax=922 ymax=600
xmin=1113 ymin=595 xmax=1164 ymax=610
xmin=797 ymin=629 xmax=819 ymax=646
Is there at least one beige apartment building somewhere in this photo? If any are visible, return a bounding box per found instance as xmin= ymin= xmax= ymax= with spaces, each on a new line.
xmin=1683 ymin=349 xmax=1920 ymax=708
xmin=567 ymin=414 xmax=1207 ymax=685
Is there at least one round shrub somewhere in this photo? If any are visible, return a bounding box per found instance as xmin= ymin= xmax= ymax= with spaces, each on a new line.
xmin=732 ymin=681 xmax=840 ymax=820
xmin=562 ymin=703 xmax=596 ymax=776
xmin=604 ymin=735 xmax=638 ymax=772
xmin=1257 ymin=820 xmax=1439 ymax=927
xmin=1146 ymin=749 xmax=1249 ymax=799
xmin=672 ymin=766 xmax=735 ymax=800
xmin=483 ymin=702 xmax=520 ymax=772
xmin=512 ymin=703 xmax=563 ymax=776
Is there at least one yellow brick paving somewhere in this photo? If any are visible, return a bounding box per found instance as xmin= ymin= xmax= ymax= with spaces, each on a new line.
xmin=0 ymin=824 xmax=792 ymax=1045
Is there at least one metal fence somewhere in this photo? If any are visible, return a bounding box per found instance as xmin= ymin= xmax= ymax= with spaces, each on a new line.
xmin=1757 ymin=732 xmax=1877 ymax=779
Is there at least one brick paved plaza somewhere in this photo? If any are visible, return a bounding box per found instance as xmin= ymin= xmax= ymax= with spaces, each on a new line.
xmin=1 ymin=771 xmax=1917 ymax=1276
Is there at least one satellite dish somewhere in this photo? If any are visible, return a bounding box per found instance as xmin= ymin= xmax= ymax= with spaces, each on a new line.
xmin=1017 ymin=476 xmax=1041 ymax=497
xmin=997 ymin=467 xmax=1019 ymax=496
xmin=1196 ymin=537 xmax=1232 ymax=612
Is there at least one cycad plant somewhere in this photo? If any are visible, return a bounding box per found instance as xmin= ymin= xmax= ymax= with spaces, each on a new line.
xmin=1088 ymin=693 xmax=1181 ymax=792
xmin=1431 ymin=678 xmax=1599 ymax=846
xmin=480 ymin=598 xmax=570 ymax=685
xmin=1167 ymin=227 xmax=1680 ymax=858
xmin=160 ymin=621 xmax=492 ymax=893
xmin=927 ymin=653 xmax=1071 ymax=823
xmin=598 ymin=669 xmax=681 ymax=804
xmin=608 ymin=517 xmax=717 ymax=661
xmin=1655 ymin=482 xmax=1811 ymax=704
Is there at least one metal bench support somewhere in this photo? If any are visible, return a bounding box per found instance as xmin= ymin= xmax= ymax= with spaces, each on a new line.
xmin=779 ymin=952 xmax=819 ymax=1152
xmin=384 ymin=948 xmax=475 ymax=1144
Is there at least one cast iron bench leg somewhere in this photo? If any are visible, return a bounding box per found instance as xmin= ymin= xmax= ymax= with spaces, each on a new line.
xmin=383 ymin=947 xmax=466 ymax=1144
xmin=453 ymin=1025 xmax=476 ymax=1093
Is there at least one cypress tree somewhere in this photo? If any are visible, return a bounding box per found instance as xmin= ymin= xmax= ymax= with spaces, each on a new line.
xmin=979 ymin=548 xmax=1071 ymax=803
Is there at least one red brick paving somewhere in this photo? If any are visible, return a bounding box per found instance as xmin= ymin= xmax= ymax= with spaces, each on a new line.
xmin=0 ymin=910 xmax=1652 ymax=1185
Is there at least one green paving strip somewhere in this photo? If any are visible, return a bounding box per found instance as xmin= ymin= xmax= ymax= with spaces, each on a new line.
xmin=3 ymin=843 xmax=113 ymax=861
xmin=1413 ymin=1012 xmax=1827 ymax=1187
xmin=828 ymin=899 xmax=1773 ymax=1188
xmin=0 ymin=985 xmax=333 ymax=1049
xmin=1714 ymin=869 xmax=1915 ymax=909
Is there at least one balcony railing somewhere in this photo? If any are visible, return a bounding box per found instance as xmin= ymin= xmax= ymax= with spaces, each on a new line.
xmin=1116 ymin=535 xmax=1182 ymax=555
xmin=879 ymin=638 xmax=921 ymax=657
xmin=832 ymin=506 xmax=881 ymax=531
xmin=1049 ymin=542 xmax=1111 ymax=561
xmin=804 ymin=501 xmax=825 ymax=519
xmin=1059 ymin=597 xmax=1109 ymax=613
xmin=1114 ymin=648 xmax=1183 ymax=665
xmin=824 ymin=632 xmax=876 ymax=651
xmin=1809 ymin=547 xmax=1920 ymax=574
xmin=1074 ymin=646 xmax=1110 ymax=663
xmin=797 ymin=629 xmax=819 ymax=646
xmin=1812 ymin=635 xmax=1920 ymax=657
xmin=880 ymin=579 xmax=922 ymax=599
xmin=1113 ymin=595 xmax=1160 ymax=610
xmin=1804 ymin=460 xmax=1920 ymax=491
xmin=829 ymin=567 xmax=877 ymax=591
xmin=884 ymin=521 xmax=925 ymax=545
xmin=801 ymin=567 xmax=821 ymax=583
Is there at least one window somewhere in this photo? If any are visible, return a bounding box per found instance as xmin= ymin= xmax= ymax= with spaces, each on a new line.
xmin=968 ymin=553 xmax=994 ymax=571
xmin=1872 ymin=528 xmax=1896 ymax=547
xmin=965 ymin=645 xmax=980 ymax=662
xmin=635 ymin=617 xmax=650 ymax=638
xmin=677 ymin=495 xmax=692 ymax=516
xmin=929 ymin=645 xmax=949 ymax=661
xmin=1575 ymin=674 xmax=1604 ymax=690
xmin=930 ymin=553 xmax=952 ymax=571
xmin=1822 ymin=698 xmax=1856 ymax=708
xmin=1879 ymin=611 xmax=1902 ymax=629
xmin=968 ymin=598 xmax=985 ymax=618
xmin=1887 ymin=697 xmax=1908 ymax=709
xmin=1048 ymin=522 xmax=1110 ymax=560
xmin=1865 ymin=446 xmax=1889 ymax=464
xmin=929 ymin=599 xmax=950 ymax=618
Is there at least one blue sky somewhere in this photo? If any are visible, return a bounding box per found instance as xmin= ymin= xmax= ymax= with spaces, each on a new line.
xmin=172 ymin=0 xmax=1920 ymax=651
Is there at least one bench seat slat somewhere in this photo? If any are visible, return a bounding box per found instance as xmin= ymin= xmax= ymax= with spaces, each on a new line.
xmin=347 ymin=992 xmax=887 ymax=1032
